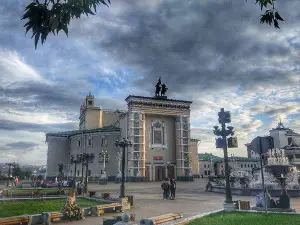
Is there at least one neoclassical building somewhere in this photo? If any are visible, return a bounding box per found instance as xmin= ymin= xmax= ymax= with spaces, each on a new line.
xmin=245 ymin=121 xmax=300 ymax=169
xmin=46 ymin=86 xmax=200 ymax=181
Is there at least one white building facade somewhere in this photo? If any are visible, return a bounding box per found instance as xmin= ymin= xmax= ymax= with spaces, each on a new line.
xmin=46 ymin=90 xmax=200 ymax=181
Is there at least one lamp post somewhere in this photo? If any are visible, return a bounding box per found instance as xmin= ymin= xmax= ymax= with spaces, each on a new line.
xmin=70 ymin=155 xmax=80 ymax=189
xmin=213 ymin=108 xmax=237 ymax=209
xmin=6 ymin=162 xmax=17 ymax=187
xmin=99 ymin=151 xmax=108 ymax=179
xmin=115 ymin=138 xmax=132 ymax=198
xmin=82 ymin=153 xmax=95 ymax=193
xmin=57 ymin=163 xmax=64 ymax=177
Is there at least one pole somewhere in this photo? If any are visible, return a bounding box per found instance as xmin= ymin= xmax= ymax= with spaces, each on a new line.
xmin=259 ymin=137 xmax=267 ymax=213
xmin=81 ymin=161 xmax=84 ymax=182
xmin=84 ymin=162 xmax=88 ymax=193
xmin=103 ymin=153 xmax=106 ymax=172
xmin=221 ymin=108 xmax=232 ymax=203
xmin=73 ymin=163 xmax=77 ymax=189
xmin=120 ymin=145 xmax=126 ymax=198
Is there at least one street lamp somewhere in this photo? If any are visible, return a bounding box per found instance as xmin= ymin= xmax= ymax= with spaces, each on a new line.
xmin=99 ymin=151 xmax=108 ymax=179
xmin=213 ymin=108 xmax=237 ymax=209
xmin=115 ymin=152 xmax=122 ymax=178
xmin=6 ymin=162 xmax=17 ymax=187
xmin=57 ymin=163 xmax=64 ymax=177
xmin=70 ymin=155 xmax=80 ymax=189
xmin=115 ymin=138 xmax=132 ymax=198
xmin=83 ymin=153 xmax=95 ymax=193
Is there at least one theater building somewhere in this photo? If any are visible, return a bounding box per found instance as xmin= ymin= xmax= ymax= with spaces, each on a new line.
xmin=46 ymin=81 xmax=200 ymax=181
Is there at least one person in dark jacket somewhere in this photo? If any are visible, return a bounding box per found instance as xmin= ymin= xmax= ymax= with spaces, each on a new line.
xmin=161 ymin=178 xmax=170 ymax=200
xmin=278 ymin=189 xmax=290 ymax=209
xmin=169 ymin=177 xmax=176 ymax=199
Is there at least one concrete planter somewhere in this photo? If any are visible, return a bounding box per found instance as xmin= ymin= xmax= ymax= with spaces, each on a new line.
xmin=210 ymin=186 xmax=300 ymax=197
xmin=176 ymin=176 xmax=194 ymax=182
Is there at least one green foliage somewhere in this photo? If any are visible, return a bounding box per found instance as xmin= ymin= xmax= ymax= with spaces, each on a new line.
xmin=22 ymin=0 xmax=111 ymax=49
xmin=187 ymin=212 xmax=300 ymax=225
xmin=64 ymin=203 xmax=83 ymax=220
xmin=0 ymin=198 xmax=107 ymax=218
xmin=249 ymin=0 xmax=284 ymax=29
xmin=23 ymin=0 xmax=285 ymax=49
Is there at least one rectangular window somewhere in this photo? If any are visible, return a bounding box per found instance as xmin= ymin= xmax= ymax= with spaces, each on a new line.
xmin=88 ymin=137 xmax=92 ymax=146
xmin=204 ymin=165 xmax=206 ymax=168
xmin=204 ymin=171 xmax=207 ymax=175
xmin=78 ymin=140 xmax=81 ymax=147
xmin=288 ymin=137 xmax=293 ymax=145
xmin=183 ymin=131 xmax=188 ymax=137
xmin=208 ymin=171 xmax=211 ymax=175
xmin=101 ymin=138 xmax=106 ymax=146
xmin=241 ymin=164 xmax=243 ymax=168
xmin=153 ymin=130 xmax=162 ymax=144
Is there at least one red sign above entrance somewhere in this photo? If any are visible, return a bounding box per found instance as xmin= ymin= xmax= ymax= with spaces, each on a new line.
xmin=153 ymin=156 xmax=163 ymax=160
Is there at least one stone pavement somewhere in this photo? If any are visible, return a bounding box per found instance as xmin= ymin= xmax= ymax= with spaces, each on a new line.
xmin=56 ymin=179 xmax=256 ymax=225
xmin=2 ymin=179 xmax=300 ymax=225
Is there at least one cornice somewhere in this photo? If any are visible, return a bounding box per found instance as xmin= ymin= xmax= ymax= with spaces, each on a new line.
xmin=126 ymin=96 xmax=192 ymax=109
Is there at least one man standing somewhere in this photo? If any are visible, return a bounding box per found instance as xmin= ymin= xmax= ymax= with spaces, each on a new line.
xmin=161 ymin=178 xmax=170 ymax=200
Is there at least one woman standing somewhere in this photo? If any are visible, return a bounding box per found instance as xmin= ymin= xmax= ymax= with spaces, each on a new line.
xmin=170 ymin=177 xmax=176 ymax=200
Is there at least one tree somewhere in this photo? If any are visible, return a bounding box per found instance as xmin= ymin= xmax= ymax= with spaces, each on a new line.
xmin=12 ymin=165 xmax=22 ymax=177
xmin=22 ymin=0 xmax=284 ymax=49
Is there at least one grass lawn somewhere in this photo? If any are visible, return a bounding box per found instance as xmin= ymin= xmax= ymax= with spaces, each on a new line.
xmin=0 ymin=198 xmax=107 ymax=218
xmin=187 ymin=212 xmax=300 ymax=225
xmin=7 ymin=188 xmax=71 ymax=195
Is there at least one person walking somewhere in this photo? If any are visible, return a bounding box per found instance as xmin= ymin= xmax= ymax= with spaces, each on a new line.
xmin=161 ymin=178 xmax=170 ymax=200
xmin=170 ymin=177 xmax=176 ymax=200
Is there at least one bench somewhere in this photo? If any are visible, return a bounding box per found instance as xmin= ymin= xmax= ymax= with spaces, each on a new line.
xmin=251 ymin=207 xmax=296 ymax=213
xmin=140 ymin=213 xmax=183 ymax=225
xmin=234 ymin=200 xmax=250 ymax=210
xmin=50 ymin=212 xmax=65 ymax=222
xmin=96 ymin=203 xmax=123 ymax=214
xmin=0 ymin=216 xmax=30 ymax=225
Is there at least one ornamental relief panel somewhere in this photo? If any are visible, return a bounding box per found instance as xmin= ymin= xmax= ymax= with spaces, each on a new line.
xmin=149 ymin=120 xmax=167 ymax=149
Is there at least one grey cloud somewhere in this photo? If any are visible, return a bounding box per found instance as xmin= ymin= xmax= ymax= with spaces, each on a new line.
xmin=0 ymin=119 xmax=78 ymax=133
xmin=67 ymin=0 xmax=300 ymax=95
xmin=5 ymin=141 xmax=39 ymax=149
xmin=249 ymin=105 xmax=300 ymax=115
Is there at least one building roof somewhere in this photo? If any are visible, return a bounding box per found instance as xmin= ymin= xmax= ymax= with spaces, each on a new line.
xmin=125 ymin=95 xmax=193 ymax=104
xmin=285 ymin=129 xmax=300 ymax=137
xmin=227 ymin=156 xmax=259 ymax=162
xmin=198 ymin=153 xmax=222 ymax=161
xmin=198 ymin=153 xmax=259 ymax=163
xmin=282 ymin=142 xmax=300 ymax=150
xmin=190 ymin=138 xmax=200 ymax=142
xmin=46 ymin=126 xmax=121 ymax=138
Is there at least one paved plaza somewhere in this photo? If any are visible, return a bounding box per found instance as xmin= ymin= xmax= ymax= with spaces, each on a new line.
xmin=56 ymin=179 xmax=254 ymax=225
xmin=2 ymin=178 xmax=300 ymax=225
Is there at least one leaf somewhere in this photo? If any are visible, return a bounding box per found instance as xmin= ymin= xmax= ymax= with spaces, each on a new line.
xmin=34 ymin=33 xmax=40 ymax=49
xmin=275 ymin=12 xmax=284 ymax=21
xmin=274 ymin=19 xmax=280 ymax=29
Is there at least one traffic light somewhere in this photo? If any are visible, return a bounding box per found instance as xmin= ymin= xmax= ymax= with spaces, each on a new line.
xmin=216 ymin=138 xmax=225 ymax=148
xmin=227 ymin=137 xmax=238 ymax=148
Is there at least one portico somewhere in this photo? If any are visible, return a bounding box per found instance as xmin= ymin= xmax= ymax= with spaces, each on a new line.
xmin=125 ymin=91 xmax=193 ymax=181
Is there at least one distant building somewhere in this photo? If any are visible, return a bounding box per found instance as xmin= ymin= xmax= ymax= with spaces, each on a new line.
xmin=198 ymin=153 xmax=259 ymax=177
xmin=245 ymin=121 xmax=300 ymax=169
xmin=46 ymin=85 xmax=200 ymax=181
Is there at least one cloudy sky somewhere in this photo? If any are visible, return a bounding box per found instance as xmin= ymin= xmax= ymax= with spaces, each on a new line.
xmin=0 ymin=0 xmax=300 ymax=165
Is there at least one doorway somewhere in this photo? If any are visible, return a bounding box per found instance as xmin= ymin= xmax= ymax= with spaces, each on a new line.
xmin=155 ymin=166 xmax=165 ymax=181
